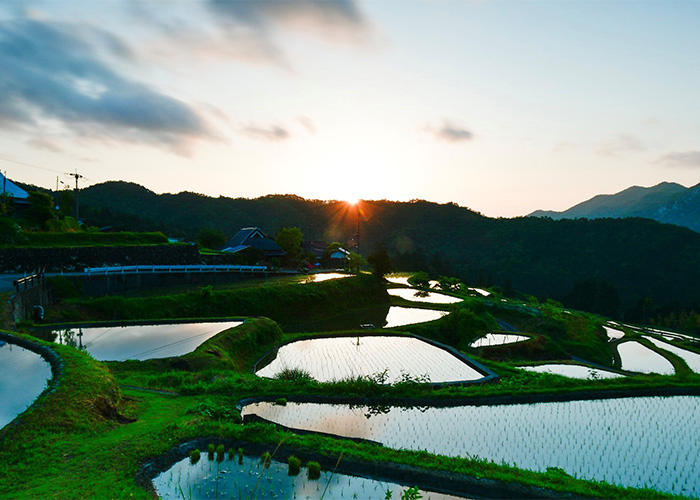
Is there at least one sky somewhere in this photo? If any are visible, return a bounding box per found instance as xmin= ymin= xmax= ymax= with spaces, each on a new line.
xmin=0 ymin=0 xmax=699 ymax=217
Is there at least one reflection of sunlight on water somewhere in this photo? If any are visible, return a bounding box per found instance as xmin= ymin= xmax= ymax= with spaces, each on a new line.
xmin=0 ymin=344 xmax=52 ymax=429
xmin=388 ymin=288 xmax=462 ymax=304
xmin=257 ymin=336 xmax=484 ymax=383
xmin=469 ymin=333 xmax=529 ymax=348
xmin=617 ymin=341 xmax=674 ymax=374
xmin=384 ymin=307 xmax=446 ymax=328
xmin=242 ymin=397 xmax=700 ymax=497
xmin=49 ymin=321 xmax=243 ymax=361
xmin=153 ymin=453 xmax=465 ymax=500
xmin=301 ymin=272 xmax=353 ymax=283
xmin=519 ymin=364 xmax=624 ymax=379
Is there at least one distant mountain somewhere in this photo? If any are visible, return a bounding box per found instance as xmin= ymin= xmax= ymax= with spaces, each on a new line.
xmin=530 ymin=182 xmax=700 ymax=233
xmin=77 ymin=181 xmax=700 ymax=316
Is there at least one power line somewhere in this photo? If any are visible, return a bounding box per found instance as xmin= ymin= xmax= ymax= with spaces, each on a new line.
xmin=0 ymin=156 xmax=64 ymax=175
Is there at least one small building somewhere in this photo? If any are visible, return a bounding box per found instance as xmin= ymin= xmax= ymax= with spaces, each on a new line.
xmin=221 ymin=227 xmax=286 ymax=259
xmin=0 ymin=172 xmax=29 ymax=205
xmin=329 ymin=247 xmax=350 ymax=268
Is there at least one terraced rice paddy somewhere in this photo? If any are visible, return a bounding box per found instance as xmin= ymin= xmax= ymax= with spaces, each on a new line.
xmin=518 ymin=364 xmax=624 ymax=380
xmin=617 ymin=341 xmax=675 ymax=375
xmin=469 ymin=333 xmax=529 ymax=348
xmin=49 ymin=321 xmax=243 ymax=361
xmin=384 ymin=307 xmax=447 ymax=328
xmin=387 ymin=288 xmax=462 ymax=304
xmin=301 ymin=273 xmax=352 ymax=283
xmin=255 ymin=336 xmax=486 ymax=383
xmin=603 ymin=326 xmax=625 ymax=342
xmin=242 ymin=397 xmax=700 ymax=497
xmin=643 ymin=336 xmax=700 ymax=373
xmin=0 ymin=343 xmax=52 ymax=429
xmin=153 ymin=453 xmax=466 ymax=500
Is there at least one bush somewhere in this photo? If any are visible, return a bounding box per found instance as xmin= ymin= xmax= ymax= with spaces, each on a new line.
xmin=408 ymin=271 xmax=430 ymax=288
xmin=307 ymin=460 xmax=321 ymax=480
xmin=288 ymin=455 xmax=301 ymax=476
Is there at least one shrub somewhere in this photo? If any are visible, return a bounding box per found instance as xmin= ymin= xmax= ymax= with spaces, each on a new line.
xmin=307 ymin=460 xmax=321 ymax=480
xmin=288 ymin=455 xmax=301 ymax=476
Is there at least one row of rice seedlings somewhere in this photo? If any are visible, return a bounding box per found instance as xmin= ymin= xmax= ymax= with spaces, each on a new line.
xmin=244 ymin=396 xmax=700 ymax=496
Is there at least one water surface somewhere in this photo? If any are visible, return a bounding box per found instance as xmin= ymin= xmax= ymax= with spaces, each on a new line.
xmin=153 ymin=454 xmax=465 ymax=500
xmin=617 ymin=341 xmax=674 ymax=375
xmin=256 ymin=336 xmax=485 ymax=383
xmin=603 ymin=326 xmax=625 ymax=342
xmin=0 ymin=343 xmax=52 ymax=429
xmin=643 ymin=336 xmax=700 ymax=373
xmin=384 ymin=307 xmax=447 ymax=328
xmin=242 ymin=397 xmax=700 ymax=497
xmin=469 ymin=333 xmax=529 ymax=348
xmin=49 ymin=321 xmax=243 ymax=361
xmin=388 ymin=288 xmax=462 ymax=304
xmin=518 ymin=364 xmax=624 ymax=380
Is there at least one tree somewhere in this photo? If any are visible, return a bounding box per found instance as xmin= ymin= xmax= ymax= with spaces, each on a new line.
xmin=275 ymin=227 xmax=303 ymax=258
xmin=367 ymin=247 xmax=393 ymax=278
xmin=196 ymin=228 xmax=226 ymax=249
xmin=25 ymin=191 xmax=54 ymax=229
xmin=347 ymin=252 xmax=366 ymax=274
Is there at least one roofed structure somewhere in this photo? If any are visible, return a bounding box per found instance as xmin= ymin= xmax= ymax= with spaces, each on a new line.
xmin=221 ymin=227 xmax=286 ymax=257
xmin=0 ymin=173 xmax=29 ymax=203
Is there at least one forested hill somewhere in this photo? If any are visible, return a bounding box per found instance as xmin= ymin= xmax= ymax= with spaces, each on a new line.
xmin=530 ymin=181 xmax=700 ymax=234
xmin=79 ymin=181 xmax=700 ymax=314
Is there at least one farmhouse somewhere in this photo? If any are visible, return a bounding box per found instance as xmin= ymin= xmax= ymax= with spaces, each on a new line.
xmin=221 ymin=227 xmax=286 ymax=259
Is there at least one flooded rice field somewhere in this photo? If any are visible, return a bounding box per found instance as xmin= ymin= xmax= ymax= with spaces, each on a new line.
xmin=518 ymin=363 xmax=624 ymax=380
xmin=384 ymin=307 xmax=447 ymax=328
xmin=242 ymin=396 xmax=700 ymax=497
xmin=153 ymin=453 xmax=466 ymax=500
xmin=0 ymin=342 xmax=52 ymax=429
xmin=47 ymin=321 xmax=243 ymax=361
xmin=643 ymin=336 xmax=700 ymax=374
xmin=300 ymin=273 xmax=352 ymax=283
xmin=256 ymin=336 xmax=485 ymax=383
xmin=387 ymin=288 xmax=463 ymax=304
xmin=617 ymin=341 xmax=675 ymax=375
xmin=469 ymin=333 xmax=529 ymax=348
xmin=603 ymin=326 xmax=625 ymax=342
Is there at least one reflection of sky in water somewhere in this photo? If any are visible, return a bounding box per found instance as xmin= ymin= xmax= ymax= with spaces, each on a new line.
xmin=617 ymin=341 xmax=674 ymax=374
xmin=469 ymin=333 xmax=529 ymax=348
xmin=603 ymin=326 xmax=625 ymax=342
xmin=519 ymin=364 xmax=624 ymax=380
xmin=256 ymin=336 xmax=484 ymax=383
xmin=384 ymin=307 xmax=446 ymax=328
xmin=388 ymin=288 xmax=462 ymax=304
xmin=51 ymin=321 xmax=242 ymax=361
xmin=644 ymin=336 xmax=700 ymax=373
xmin=153 ymin=454 xmax=466 ymax=500
xmin=243 ymin=397 xmax=700 ymax=497
xmin=0 ymin=343 xmax=52 ymax=429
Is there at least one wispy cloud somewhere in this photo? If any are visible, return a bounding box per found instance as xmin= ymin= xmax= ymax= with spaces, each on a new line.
xmin=596 ymin=134 xmax=645 ymax=157
xmin=0 ymin=19 xmax=214 ymax=153
xmin=430 ymin=120 xmax=474 ymax=143
xmin=654 ymin=151 xmax=700 ymax=169
xmin=242 ymin=124 xmax=290 ymax=142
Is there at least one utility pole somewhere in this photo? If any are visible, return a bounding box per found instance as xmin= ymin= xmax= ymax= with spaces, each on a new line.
xmin=65 ymin=169 xmax=84 ymax=221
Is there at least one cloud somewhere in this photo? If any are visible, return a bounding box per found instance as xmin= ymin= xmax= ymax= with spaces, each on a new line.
xmin=208 ymin=0 xmax=369 ymax=43
xmin=431 ymin=121 xmax=474 ymax=143
xmin=242 ymin=124 xmax=290 ymax=142
xmin=0 ymin=19 xmax=214 ymax=152
xmin=28 ymin=137 xmax=63 ymax=153
xmin=654 ymin=151 xmax=700 ymax=169
xmin=596 ymin=134 xmax=645 ymax=157
xmin=297 ymin=116 xmax=316 ymax=134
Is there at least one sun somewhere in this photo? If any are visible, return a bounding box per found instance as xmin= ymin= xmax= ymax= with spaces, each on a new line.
xmin=346 ymin=198 xmax=360 ymax=206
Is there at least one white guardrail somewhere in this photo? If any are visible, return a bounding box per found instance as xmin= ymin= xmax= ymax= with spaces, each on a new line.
xmin=84 ymin=265 xmax=267 ymax=275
